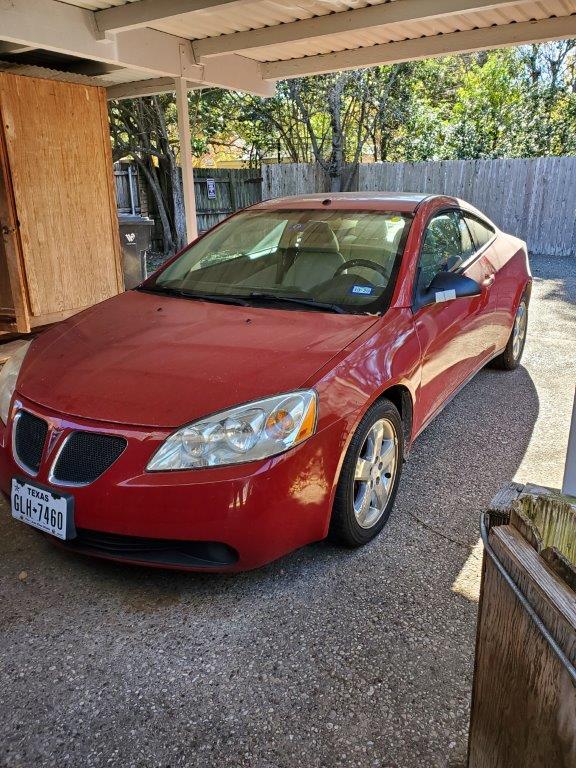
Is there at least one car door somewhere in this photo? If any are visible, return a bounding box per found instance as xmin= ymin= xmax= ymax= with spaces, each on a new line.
xmin=462 ymin=212 xmax=512 ymax=354
xmin=411 ymin=209 xmax=497 ymax=435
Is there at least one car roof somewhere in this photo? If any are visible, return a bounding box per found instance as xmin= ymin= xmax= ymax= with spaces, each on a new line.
xmin=251 ymin=191 xmax=441 ymax=214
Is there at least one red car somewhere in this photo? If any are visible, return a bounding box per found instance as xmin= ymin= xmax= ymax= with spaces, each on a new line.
xmin=0 ymin=193 xmax=531 ymax=571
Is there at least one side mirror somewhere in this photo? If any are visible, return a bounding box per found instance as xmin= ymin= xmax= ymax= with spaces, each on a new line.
xmin=416 ymin=270 xmax=482 ymax=310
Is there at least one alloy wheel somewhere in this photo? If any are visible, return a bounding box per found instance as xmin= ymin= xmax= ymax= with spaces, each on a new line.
xmin=352 ymin=418 xmax=398 ymax=529
xmin=512 ymin=301 xmax=528 ymax=361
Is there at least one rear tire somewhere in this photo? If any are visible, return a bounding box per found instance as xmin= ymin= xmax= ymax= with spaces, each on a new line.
xmin=491 ymin=298 xmax=528 ymax=371
xmin=330 ymin=399 xmax=403 ymax=547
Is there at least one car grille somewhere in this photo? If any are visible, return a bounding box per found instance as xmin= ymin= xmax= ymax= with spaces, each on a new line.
xmin=51 ymin=432 xmax=127 ymax=485
xmin=61 ymin=530 xmax=238 ymax=568
xmin=13 ymin=411 xmax=48 ymax=473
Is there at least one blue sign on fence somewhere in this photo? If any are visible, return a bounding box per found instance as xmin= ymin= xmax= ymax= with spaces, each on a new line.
xmin=206 ymin=178 xmax=217 ymax=199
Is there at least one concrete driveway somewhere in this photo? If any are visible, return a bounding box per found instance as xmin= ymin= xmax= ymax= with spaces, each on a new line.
xmin=1 ymin=256 xmax=574 ymax=768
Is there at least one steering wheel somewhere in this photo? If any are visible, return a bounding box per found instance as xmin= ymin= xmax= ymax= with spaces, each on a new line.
xmin=333 ymin=259 xmax=389 ymax=281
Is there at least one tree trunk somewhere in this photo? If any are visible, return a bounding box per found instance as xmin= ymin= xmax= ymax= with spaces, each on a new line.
xmin=327 ymin=79 xmax=346 ymax=193
xmin=289 ymin=80 xmax=329 ymax=173
xmin=152 ymin=96 xmax=187 ymax=251
xmin=135 ymin=158 xmax=174 ymax=255
xmin=171 ymin=167 xmax=187 ymax=251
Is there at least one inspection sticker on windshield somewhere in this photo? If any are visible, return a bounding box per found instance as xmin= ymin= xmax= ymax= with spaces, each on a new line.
xmin=350 ymin=285 xmax=374 ymax=295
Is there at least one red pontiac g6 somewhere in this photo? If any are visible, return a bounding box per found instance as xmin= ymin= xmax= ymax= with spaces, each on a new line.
xmin=0 ymin=193 xmax=531 ymax=571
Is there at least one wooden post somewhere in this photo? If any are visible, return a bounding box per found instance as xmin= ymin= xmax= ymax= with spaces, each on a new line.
xmin=468 ymin=483 xmax=576 ymax=768
xmin=174 ymin=77 xmax=198 ymax=244
xmin=562 ymin=387 xmax=576 ymax=498
xmin=127 ymin=165 xmax=137 ymax=216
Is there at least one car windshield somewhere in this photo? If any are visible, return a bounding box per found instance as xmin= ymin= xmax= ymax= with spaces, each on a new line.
xmin=146 ymin=209 xmax=412 ymax=314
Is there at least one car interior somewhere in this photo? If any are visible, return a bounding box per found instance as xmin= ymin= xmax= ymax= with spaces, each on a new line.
xmin=156 ymin=211 xmax=412 ymax=309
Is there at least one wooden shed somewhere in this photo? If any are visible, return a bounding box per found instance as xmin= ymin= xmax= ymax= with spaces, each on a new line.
xmin=0 ymin=71 xmax=123 ymax=334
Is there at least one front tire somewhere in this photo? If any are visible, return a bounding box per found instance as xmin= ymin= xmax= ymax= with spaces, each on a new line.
xmin=330 ymin=399 xmax=404 ymax=547
xmin=491 ymin=298 xmax=528 ymax=370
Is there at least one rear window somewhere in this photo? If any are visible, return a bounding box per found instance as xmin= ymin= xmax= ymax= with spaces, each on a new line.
xmin=464 ymin=215 xmax=495 ymax=250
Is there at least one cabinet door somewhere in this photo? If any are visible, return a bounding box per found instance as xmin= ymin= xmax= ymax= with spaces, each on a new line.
xmin=0 ymin=110 xmax=30 ymax=333
xmin=0 ymin=73 xmax=123 ymax=328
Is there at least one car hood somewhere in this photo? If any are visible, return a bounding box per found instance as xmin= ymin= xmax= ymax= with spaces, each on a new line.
xmin=17 ymin=290 xmax=377 ymax=428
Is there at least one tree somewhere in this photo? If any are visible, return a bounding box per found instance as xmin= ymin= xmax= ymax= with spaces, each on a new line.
xmin=109 ymin=41 xmax=576 ymax=256
xmin=109 ymin=94 xmax=186 ymax=255
xmin=225 ymin=67 xmax=410 ymax=191
xmin=517 ymin=41 xmax=576 ymax=156
xmin=446 ymin=50 xmax=525 ymax=158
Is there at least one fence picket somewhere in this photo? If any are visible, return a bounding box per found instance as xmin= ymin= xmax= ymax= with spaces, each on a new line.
xmin=263 ymin=158 xmax=576 ymax=256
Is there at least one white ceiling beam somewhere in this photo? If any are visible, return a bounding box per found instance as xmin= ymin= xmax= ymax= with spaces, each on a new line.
xmin=95 ymin=0 xmax=255 ymax=35
xmin=106 ymin=52 xmax=276 ymax=99
xmin=0 ymin=41 xmax=36 ymax=54
xmin=262 ymin=14 xmax=576 ymax=79
xmin=0 ymin=0 xmax=197 ymax=76
xmin=194 ymin=54 xmax=275 ymax=96
xmin=194 ymin=0 xmax=526 ymax=58
xmin=106 ymin=77 xmax=204 ymax=100
xmin=0 ymin=0 xmax=273 ymax=95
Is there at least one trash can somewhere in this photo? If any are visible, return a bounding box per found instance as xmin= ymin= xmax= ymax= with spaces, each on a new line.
xmin=118 ymin=214 xmax=154 ymax=289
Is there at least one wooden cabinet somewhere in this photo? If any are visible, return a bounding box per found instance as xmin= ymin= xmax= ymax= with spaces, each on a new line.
xmin=0 ymin=72 xmax=123 ymax=333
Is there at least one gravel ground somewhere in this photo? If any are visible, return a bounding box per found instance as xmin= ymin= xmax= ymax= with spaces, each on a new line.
xmin=0 ymin=255 xmax=574 ymax=768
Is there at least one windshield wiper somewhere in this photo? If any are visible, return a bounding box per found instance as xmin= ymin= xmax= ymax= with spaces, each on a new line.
xmin=138 ymin=286 xmax=345 ymax=313
xmin=247 ymin=292 xmax=346 ymax=314
xmin=137 ymin=286 xmax=249 ymax=306
xmin=185 ymin=292 xmax=250 ymax=307
xmin=137 ymin=285 xmax=182 ymax=298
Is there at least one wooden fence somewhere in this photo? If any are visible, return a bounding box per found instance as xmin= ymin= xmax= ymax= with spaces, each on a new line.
xmin=113 ymin=166 xmax=262 ymax=247
xmin=262 ymin=157 xmax=576 ymax=257
xmin=113 ymin=162 xmax=141 ymax=216
xmin=261 ymin=162 xmax=359 ymax=201
xmin=192 ymin=168 xmax=262 ymax=232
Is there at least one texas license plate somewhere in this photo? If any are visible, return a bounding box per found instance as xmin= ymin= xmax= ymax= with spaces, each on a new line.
xmin=11 ymin=478 xmax=75 ymax=540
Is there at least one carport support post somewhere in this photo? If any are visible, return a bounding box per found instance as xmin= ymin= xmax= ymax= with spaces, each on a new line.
xmin=175 ymin=77 xmax=198 ymax=243
xmin=562 ymin=387 xmax=576 ymax=497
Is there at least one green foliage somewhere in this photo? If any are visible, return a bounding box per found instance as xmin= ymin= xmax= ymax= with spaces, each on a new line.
xmin=186 ymin=42 xmax=576 ymax=165
xmin=108 ymin=42 xmax=576 ymax=252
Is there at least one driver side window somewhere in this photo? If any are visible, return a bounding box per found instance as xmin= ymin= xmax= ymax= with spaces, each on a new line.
xmin=417 ymin=210 xmax=473 ymax=292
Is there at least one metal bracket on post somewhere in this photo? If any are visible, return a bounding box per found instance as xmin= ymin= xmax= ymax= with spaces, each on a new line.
xmin=562 ymin=387 xmax=576 ymax=498
xmin=179 ymin=42 xmax=203 ymax=81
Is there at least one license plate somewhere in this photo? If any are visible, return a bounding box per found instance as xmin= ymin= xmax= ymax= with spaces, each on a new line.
xmin=11 ymin=478 xmax=75 ymax=540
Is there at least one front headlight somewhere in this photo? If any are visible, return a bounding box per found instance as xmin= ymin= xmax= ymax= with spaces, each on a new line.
xmin=147 ymin=389 xmax=317 ymax=471
xmin=0 ymin=341 xmax=31 ymax=424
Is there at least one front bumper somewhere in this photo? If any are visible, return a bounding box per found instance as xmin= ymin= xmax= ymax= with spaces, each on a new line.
xmin=0 ymin=395 xmax=351 ymax=571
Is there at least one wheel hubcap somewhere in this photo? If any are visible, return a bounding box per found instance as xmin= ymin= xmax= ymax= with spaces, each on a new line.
xmin=512 ymin=301 xmax=527 ymax=360
xmin=353 ymin=418 xmax=398 ymax=529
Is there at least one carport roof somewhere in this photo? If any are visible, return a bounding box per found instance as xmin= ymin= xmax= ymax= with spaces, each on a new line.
xmin=1 ymin=1 xmax=576 ymax=99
